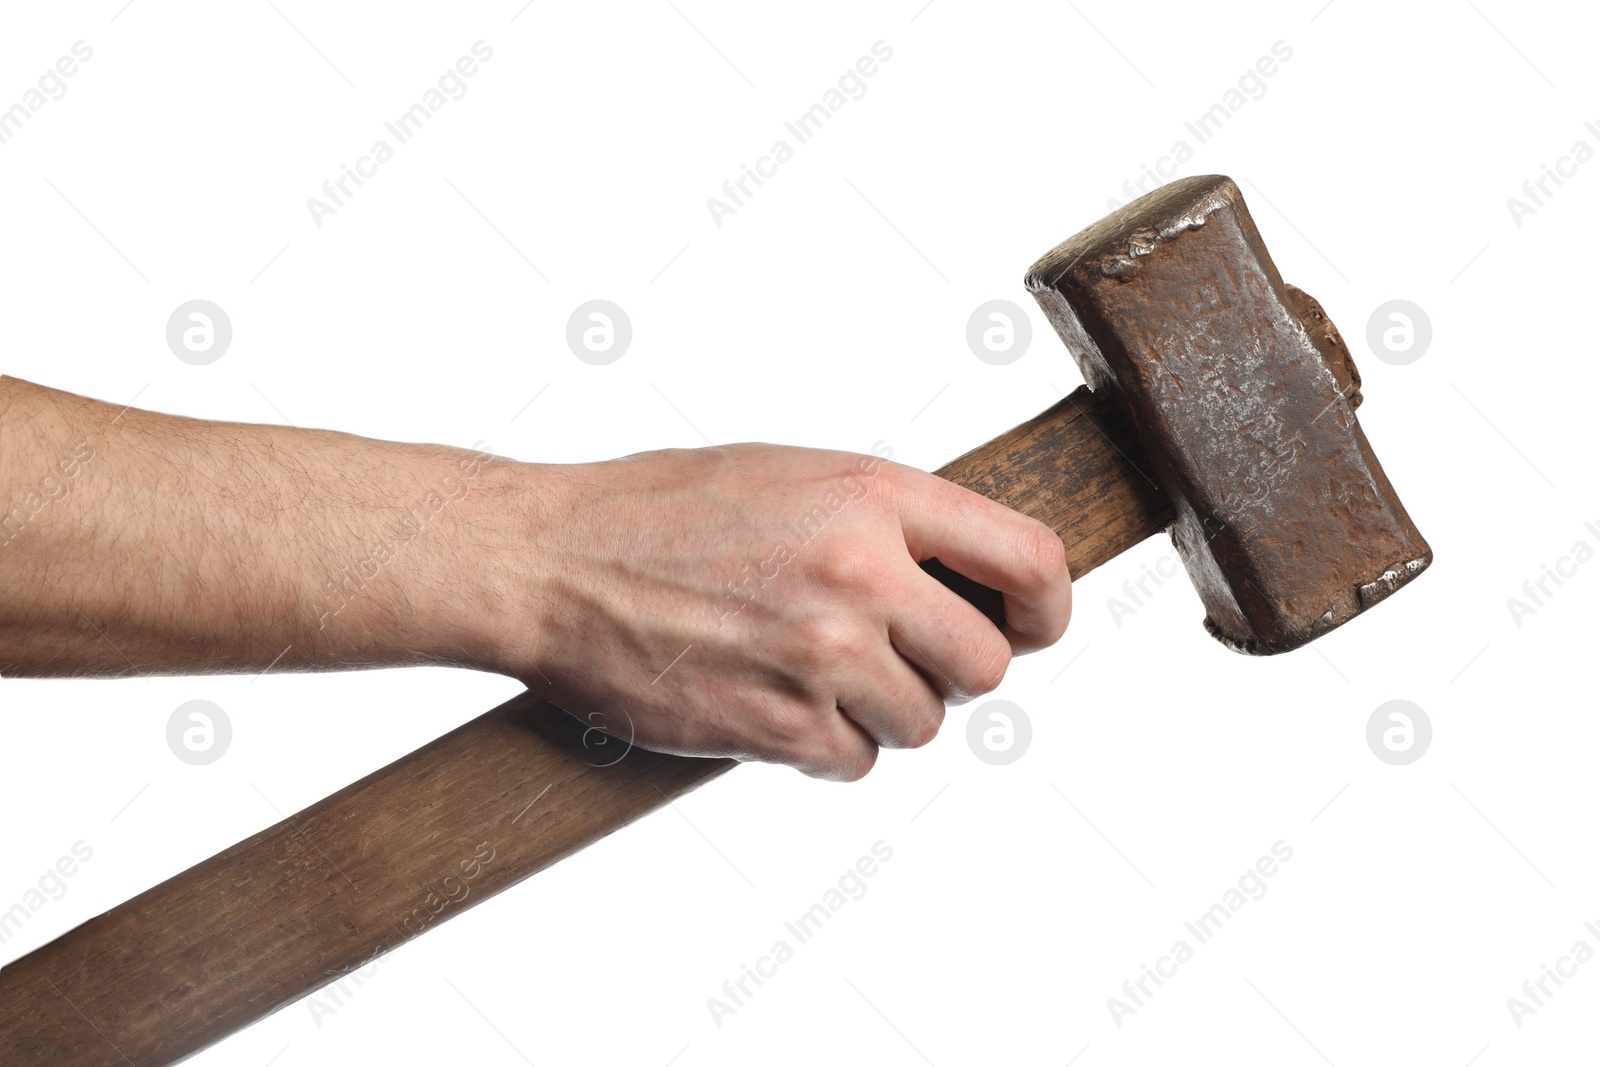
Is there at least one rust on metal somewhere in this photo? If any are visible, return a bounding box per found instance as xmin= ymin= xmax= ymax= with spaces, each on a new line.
xmin=1025 ymin=174 xmax=1431 ymax=653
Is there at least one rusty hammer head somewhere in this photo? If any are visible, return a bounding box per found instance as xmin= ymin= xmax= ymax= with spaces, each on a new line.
xmin=1025 ymin=174 xmax=1431 ymax=654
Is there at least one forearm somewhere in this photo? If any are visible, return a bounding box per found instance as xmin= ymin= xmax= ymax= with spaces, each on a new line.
xmin=1 ymin=374 xmax=1070 ymax=778
xmin=0 ymin=375 xmax=544 ymax=678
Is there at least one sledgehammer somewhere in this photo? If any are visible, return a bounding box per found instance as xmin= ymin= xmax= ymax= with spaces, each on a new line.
xmin=0 ymin=175 xmax=1430 ymax=1065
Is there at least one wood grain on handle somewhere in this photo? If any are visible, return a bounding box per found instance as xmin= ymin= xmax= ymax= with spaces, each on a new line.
xmin=0 ymin=700 xmax=739 ymax=1065
xmin=0 ymin=385 xmax=1172 ymax=1066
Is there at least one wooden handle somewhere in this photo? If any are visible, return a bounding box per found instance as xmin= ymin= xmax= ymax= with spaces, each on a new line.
xmin=0 ymin=385 xmax=1172 ymax=1066
xmin=0 ymin=699 xmax=739 ymax=1065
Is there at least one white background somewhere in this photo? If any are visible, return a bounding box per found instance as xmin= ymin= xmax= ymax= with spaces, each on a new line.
xmin=1 ymin=1 xmax=1596 ymax=1064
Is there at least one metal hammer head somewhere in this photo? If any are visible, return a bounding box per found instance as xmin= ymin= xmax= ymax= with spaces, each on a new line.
xmin=1025 ymin=175 xmax=1431 ymax=654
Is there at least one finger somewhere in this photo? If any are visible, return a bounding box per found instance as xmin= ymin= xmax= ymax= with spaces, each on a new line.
xmin=834 ymin=638 xmax=947 ymax=748
xmin=875 ymin=562 xmax=1013 ymax=703
xmin=791 ymin=707 xmax=880 ymax=782
xmin=892 ymin=467 xmax=1072 ymax=653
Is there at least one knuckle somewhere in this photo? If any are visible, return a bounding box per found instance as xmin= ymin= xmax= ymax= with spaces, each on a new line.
xmin=758 ymin=695 xmax=822 ymax=747
xmin=794 ymin=615 xmax=864 ymax=671
xmin=902 ymin=706 xmax=944 ymax=749
xmin=1053 ymin=581 xmax=1074 ymax=642
xmin=833 ymin=742 xmax=879 ymax=782
xmin=798 ymin=726 xmax=878 ymax=781
xmin=813 ymin=548 xmax=890 ymax=597
xmin=1018 ymin=521 xmax=1068 ymax=590
xmin=961 ymin=639 xmax=1011 ymax=699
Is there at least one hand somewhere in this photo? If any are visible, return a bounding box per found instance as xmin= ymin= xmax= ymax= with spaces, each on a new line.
xmin=499 ymin=444 xmax=1071 ymax=780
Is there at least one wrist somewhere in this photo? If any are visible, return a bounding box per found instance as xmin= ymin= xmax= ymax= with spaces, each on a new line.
xmin=296 ymin=437 xmax=526 ymax=673
xmin=408 ymin=451 xmax=567 ymax=680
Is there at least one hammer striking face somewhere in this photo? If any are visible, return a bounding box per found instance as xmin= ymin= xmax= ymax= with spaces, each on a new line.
xmin=1026 ymin=175 xmax=1431 ymax=654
